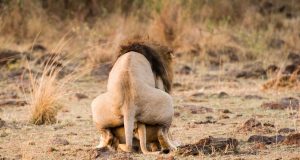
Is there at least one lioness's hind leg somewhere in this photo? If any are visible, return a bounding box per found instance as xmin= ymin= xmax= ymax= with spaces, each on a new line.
xmin=96 ymin=129 xmax=113 ymax=149
xmin=149 ymin=142 xmax=159 ymax=152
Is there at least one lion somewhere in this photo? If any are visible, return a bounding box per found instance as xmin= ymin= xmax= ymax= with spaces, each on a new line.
xmin=91 ymin=40 xmax=176 ymax=154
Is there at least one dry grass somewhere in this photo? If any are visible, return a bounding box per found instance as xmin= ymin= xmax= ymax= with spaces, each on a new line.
xmin=26 ymin=36 xmax=78 ymax=125
xmin=27 ymin=63 xmax=62 ymax=125
xmin=84 ymin=32 xmax=123 ymax=69
xmin=262 ymin=69 xmax=300 ymax=90
xmin=1 ymin=1 xmax=299 ymax=68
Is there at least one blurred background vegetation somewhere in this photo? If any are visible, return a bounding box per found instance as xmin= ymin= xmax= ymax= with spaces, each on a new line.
xmin=0 ymin=0 xmax=299 ymax=73
xmin=1 ymin=0 xmax=299 ymax=39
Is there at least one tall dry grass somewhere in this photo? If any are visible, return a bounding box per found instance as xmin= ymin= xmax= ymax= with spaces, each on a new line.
xmin=27 ymin=63 xmax=62 ymax=125
xmin=1 ymin=0 xmax=298 ymax=42
xmin=27 ymin=58 xmax=80 ymax=125
xmin=26 ymin=36 xmax=79 ymax=125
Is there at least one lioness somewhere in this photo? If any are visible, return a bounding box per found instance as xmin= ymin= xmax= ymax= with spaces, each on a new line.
xmin=109 ymin=124 xmax=162 ymax=153
xmin=91 ymin=40 xmax=176 ymax=154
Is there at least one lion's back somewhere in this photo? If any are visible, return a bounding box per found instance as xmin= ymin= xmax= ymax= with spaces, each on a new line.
xmin=107 ymin=52 xmax=155 ymax=92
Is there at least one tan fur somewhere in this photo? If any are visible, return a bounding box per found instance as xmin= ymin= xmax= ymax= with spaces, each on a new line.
xmin=91 ymin=42 xmax=176 ymax=154
xmin=110 ymin=124 xmax=161 ymax=153
xmin=118 ymin=40 xmax=173 ymax=93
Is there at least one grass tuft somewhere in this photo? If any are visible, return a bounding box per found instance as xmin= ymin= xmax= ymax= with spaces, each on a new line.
xmin=28 ymin=61 xmax=63 ymax=125
xmin=26 ymin=35 xmax=77 ymax=125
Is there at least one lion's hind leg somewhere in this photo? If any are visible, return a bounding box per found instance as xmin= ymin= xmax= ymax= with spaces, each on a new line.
xmin=158 ymin=127 xmax=177 ymax=151
xmin=137 ymin=123 xmax=160 ymax=155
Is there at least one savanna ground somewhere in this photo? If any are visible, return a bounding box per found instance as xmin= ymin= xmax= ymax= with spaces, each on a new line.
xmin=0 ymin=1 xmax=300 ymax=159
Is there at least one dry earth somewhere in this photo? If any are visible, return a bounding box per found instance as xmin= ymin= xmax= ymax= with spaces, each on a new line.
xmin=0 ymin=55 xmax=299 ymax=160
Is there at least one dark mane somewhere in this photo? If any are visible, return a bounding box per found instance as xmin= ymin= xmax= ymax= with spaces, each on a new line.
xmin=117 ymin=41 xmax=172 ymax=93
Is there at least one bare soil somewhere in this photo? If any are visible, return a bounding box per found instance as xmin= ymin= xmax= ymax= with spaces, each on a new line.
xmin=0 ymin=58 xmax=299 ymax=160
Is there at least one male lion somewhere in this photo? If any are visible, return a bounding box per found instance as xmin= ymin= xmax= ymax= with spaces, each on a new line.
xmin=91 ymin=40 xmax=176 ymax=154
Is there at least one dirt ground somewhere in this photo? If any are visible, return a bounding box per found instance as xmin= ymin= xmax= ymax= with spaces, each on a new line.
xmin=0 ymin=58 xmax=299 ymax=160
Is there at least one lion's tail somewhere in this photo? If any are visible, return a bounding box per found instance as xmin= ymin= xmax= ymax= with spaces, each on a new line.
xmin=121 ymin=71 xmax=134 ymax=108
xmin=120 ymin=70 xmax=135 ymax=149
